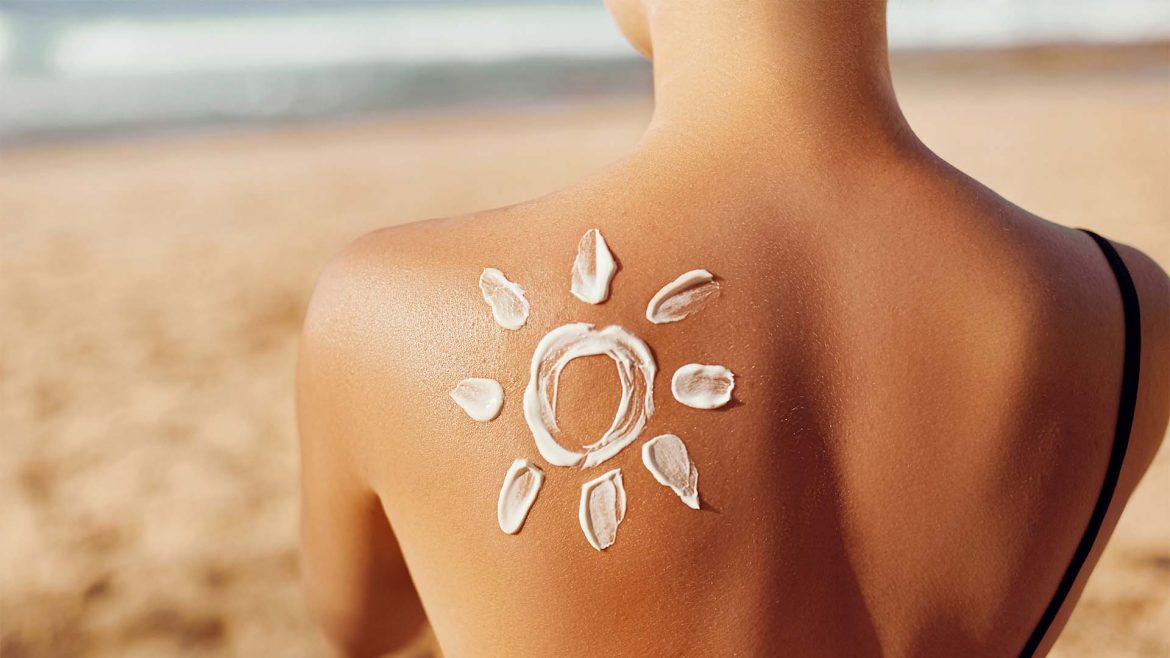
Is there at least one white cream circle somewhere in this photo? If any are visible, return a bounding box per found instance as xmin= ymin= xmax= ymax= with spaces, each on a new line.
xmin=523 ymin=323 xmax=657 ymax=468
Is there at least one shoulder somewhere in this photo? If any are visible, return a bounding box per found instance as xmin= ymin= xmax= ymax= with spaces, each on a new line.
xmin=300 ymin=227 xmax=406 ymax=378
xmin=300 ymin=214 xmax=478 ymax=358
xmin=298 ymin=192 xmax=571 ymax=354
xmin=296 ymin=218 xmax=462 ymax=449
xmin=295 ymin=207 xmax=525 ymax=451
xmin=305 ymin=220 xmax=444 ymax=323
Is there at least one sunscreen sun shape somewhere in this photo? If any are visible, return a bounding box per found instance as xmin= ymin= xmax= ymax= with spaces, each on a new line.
xmin=456 ymin=232 xmax=737 ymax=549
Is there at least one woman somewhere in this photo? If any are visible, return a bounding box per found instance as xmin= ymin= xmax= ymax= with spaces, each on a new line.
xmin=297 ymin=2 xmax=1169 ymax=656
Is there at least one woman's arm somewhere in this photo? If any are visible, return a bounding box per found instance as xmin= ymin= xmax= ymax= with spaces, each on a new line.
xmin=297 ymin=251 xmax=429 ymax=657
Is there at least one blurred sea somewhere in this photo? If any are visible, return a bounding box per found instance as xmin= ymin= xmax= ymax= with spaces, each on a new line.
xmin=1 ymin=0 xmax=1168 ymax=143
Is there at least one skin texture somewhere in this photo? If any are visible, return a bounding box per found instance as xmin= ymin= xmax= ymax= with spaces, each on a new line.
xmin=298 ymin=2 xmax=1170 ymax=656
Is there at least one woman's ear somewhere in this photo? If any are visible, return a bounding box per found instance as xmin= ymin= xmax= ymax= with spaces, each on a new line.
xmin=604 ymin=0 xmax=653 ymax=59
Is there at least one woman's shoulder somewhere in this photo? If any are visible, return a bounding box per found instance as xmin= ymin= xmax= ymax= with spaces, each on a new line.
xmin=301 ymin=205 xmax=527 ymax=340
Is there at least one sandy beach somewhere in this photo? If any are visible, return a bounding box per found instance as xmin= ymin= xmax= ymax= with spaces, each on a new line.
xmin=1 ymin=48 xmax=1167 ymax=657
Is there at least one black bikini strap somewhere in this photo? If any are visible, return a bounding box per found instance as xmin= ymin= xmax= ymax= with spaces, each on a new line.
xmin=1020 ymin=229 xmax=1142 ymax=656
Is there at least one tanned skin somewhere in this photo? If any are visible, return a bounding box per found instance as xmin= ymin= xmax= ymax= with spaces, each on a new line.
xmin=298 ymin=2 xmax=1169 ymax=656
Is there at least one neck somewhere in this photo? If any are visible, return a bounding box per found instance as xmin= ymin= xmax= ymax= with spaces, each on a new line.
xmin=641 ymin=1 xmax=914 ymax=160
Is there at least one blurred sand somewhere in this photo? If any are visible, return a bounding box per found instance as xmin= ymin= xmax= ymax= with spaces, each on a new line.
xmin=1 ymin=48 xmax=1167 ymax=657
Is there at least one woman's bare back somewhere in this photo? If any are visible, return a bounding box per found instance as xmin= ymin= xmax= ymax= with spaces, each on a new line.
xmin=298 ymin=142 xmax=1168 ymax=656
xmin=297 ymin=3 xmax=1169 ymax=656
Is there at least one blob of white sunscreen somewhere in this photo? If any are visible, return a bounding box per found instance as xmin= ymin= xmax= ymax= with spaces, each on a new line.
xmin=523 ymin=323 xmax=656 ymax=468
xmin=479 ymin=267 xmax=529 ymax=330
xmin=642 ymin=434 xmax=700 ymax=509
xmin=645 ymin=269 xmax=720 ymax=324
xmin=450 ymin=377 xmax=505 ymax=421
xmin=671 ymin=363 xmax=735 ymax=409
xmin=579 ymin=468 xmax=626 ymax=551
xmin=497 ymin=459 xmax=544 ymax=534
xmin=570 ymin=228 xmax=617 ymax=304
